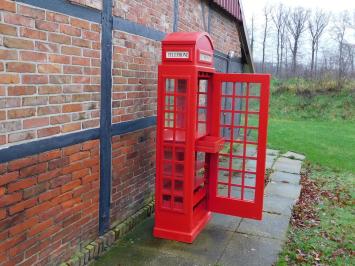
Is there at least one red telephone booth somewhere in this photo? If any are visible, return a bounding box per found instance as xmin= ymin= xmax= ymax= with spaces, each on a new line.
xmin=154 ymin=32 xmax=270 ymax=243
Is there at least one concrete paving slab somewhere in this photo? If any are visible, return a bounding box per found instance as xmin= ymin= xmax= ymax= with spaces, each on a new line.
xmin=266 ymin=155 xmax=277 ymax=169
xmin=237 ymin=212 xmax=290 ymax=240
xmin=218 ymin=233 xmax=283 ymax=266
xmin=207 ymin=213 xmax=242 ymax=232
xmin=282 ymin=151 xmax=305 ymax=161
xmin=273 ymin=157 xmax=302 ymax=174
xmin=265 ymin=181 xmax=301 ymax=200
xmin=270 ymin=171 xmax=301 ymax=185
xmin=266 ymin=149 xmax=280 ymax=156
xmin=263 ymin=194 xmax=296 ymax=217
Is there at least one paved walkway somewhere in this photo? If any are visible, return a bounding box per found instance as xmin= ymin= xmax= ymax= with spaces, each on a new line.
xmin=94 ymin=150 xmax=304 ymax=266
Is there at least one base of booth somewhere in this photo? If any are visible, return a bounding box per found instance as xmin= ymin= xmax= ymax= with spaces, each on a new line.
xmin=153 ymin=212 xmax=212 ymax=243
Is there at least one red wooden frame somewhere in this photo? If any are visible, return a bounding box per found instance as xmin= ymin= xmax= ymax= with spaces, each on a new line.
xmin=154 ymin=32 xmax=270 ymax=243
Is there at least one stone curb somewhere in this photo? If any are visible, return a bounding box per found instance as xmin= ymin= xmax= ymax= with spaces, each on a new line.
xmin=61 ymin=201 xmax=155 ymax=266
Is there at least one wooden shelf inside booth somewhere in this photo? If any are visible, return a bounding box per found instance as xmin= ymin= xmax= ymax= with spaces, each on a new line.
xmin=195 ymin=136 xmax=225 ymax=153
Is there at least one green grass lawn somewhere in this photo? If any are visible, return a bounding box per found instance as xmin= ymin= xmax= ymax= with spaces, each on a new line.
xmin=268 ymin=119 xmax=355 ymax=172
xmin=268 ymin=79 xmax=355 ymax=265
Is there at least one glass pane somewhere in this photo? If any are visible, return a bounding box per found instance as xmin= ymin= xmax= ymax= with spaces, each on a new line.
xmin=244 ymin=188 xmax=255 ymax=201
xmin=248 ymin=114 xmax=259 ymax=127
xmin=220 ymin=112 xmax=232 ymax=125
xmin=218 ymin=170 xmax=229 ymax=183
xmin=217 ymin=184 xmax=228 ymax=197
xmin=245 ymin=173 xmax=256 ymax=187
xmin=163 ymin=179 xmax=172 ymax=190
xmin=166 ymin=79 xmax=174 ymax=92
xmin=175 ymin=163 xmax=184 ymax=176
xmin=173 ymin=196 xmax=183 ymax=209
xmin=162 ymin=195 xmax=171 ymax=208
xmin=235 ymin=83 xmax=246 ymax=97
xmin=176 ymin=96 xmax=186 ymax=112
xmin=232 ymin=158 xmax=243 ymax=171
xmin=249 ymin=83 xmax=260 ymax=96
xmin=177 ymin=79 xmax=187 ymax=93
xmin=175 ymin=148 xmax=185 ymax=161
xmin=220 ymin=127 xmax=231 ymax=140
xmin=248 ymin=98 xmax=260 ymax=112
xmin=231 ymin=171 xmax=242 ymax=185
xmin=163 ymin=162 xmax=172 ymax=176
xmin=218 ymin=155 xmax=230 ymax=169
xmin=163 ymin=147 xmax=173 ymax=160
xmin=199 ymin=94 xmax=207 ymax=107
xmin=246 ymin=144 xmax=258 ymax=157
xmin=221 ymin=97 xmax=232 ymax=110
xmin=234 ymin=98 xmax=246 ymax=111
xmin=176 ymin=112 xmax=185 ymax=129
xmin=199 ymin=79 xmax=208 ymax=93
xmin=221 ymin=82 xmax=233 ymax=95
xmin=231 ymin=186 xmax=241 ymax=199
xmin=174 ymin=180 xmax=183 ymax=191
xmin=164 ymin=112 xmax=174 ymax=128
xmin=198 ymin=122 xmax=206 ymax=135
xmin=246 ymin=159 xmax=257 ymax=172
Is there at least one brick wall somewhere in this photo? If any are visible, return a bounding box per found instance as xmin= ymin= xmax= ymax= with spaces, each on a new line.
xmin=112 ymin=31 xmax=159 ymax=123
xmin=0 ymin=1 xmax=101 ymax=146
xmin=69 ymin=0 xmax=103 ymax=10
xmin=113 ymin=0 xmax=174 ymax=32
xmin=111 ymin=127 xmax=155 ymax=225
xmin=0 ymin=140 xmax=99 ymax=265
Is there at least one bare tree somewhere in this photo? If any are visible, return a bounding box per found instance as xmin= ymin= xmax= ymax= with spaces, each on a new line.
xmin=333 ymin=11 xmax=351 ymax=87
xmin=250 ymin=15 xmax=255 ymax=57
xmin=308 ymin=10 xmax=330 ymax=76
xmin=262 ymin=5 xmax=271 ymax=72
xmin=271 ymin=4 xmax=285 ymax=75
xmin=286 ymin=7 xmax=309 ymax=73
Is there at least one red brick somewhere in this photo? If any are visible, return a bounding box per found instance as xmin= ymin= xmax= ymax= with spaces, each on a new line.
xmin=23 ymin=117 xmax=49 ymax=129
xmin=62 ymin=162 xmax=84 ymax=174
xmin=0 ymin=74 xmax=19 ymax=84
xmin=70 ymin=18 xmax=90 ymax=29
xmin=82 ymin=173 xmax=99 ymax=184
xmin=38 ymin=150 xmax=61 ymax=163
xmin=38 ymin=188 xmax=60 ymax=203
xmin=6 ymin=62 xmax=36 ymax=73
xmin=20 ymin=27 xmax=47 ymax=40
xmin=37 ymin=126 xmax=60 ymax=138
xmin=0 ymin=110 xmax=5 ymax=121
xmin=0 ymin=209 xmax=6 ymax=220
xmin=62 ymin=122 xmax=81 ymax=133
xmin=38 ymin=85 xmax=62 ymax=95
xmin=72 ymin=76 xmax=90 ymax=84
xmin=48 ymin=54 xmax=70 ymax=64
xmin=63 ymin=144 xmax=81 ymax=156
xmin=28 ymin=219 xmax=53 ymax=237
xmin=60 ymin=24 xmax=81 ymax=36
xmin=62 ymin=197 xmax=81 ymax=209
xmin=3 ymin=37 xmax=34 ymax=49
xmin=0 ymin=49 xmax=17 ymax=60
xmin=9 ymin=131 xmax=36 ymax=143
xmin=22 ymin=74 xmax=48 ymax=84
xmin=35 ymin=20 xmax=59 ymax=32
xmin=62 ymin=103 xmax=83 ymax=113
xmin=35 ymin=41 xmax=59 ymax=53
xmin=49 ymin=75 xmax=71 ymax=84
xmin=0 ymin=192 xmax=22 ymax=208
xmin=61 ymin=180 xmax=81 ymax=193
xmin=19 ymin=162 xmax=47 ymax=178
xmin=0 ymin=187 xmax=5 ymax=196
xmin=0 ymin=171 xmax=19 ymax=186
xmin=72 ymin=37 xmax=90 ymax=48
xmin=72 ymin=56 xmax=90 ymax=66
xmin=20 ymin=51 xmax=47 ymax=62
xmin=8 ymin=177 xmax=37 ymax=193
xmin=0 ymin=23 xmax=17 ymax=36
xmin=50 ymin=114 xmax=71 ymax=125
xmin=1 ymin=0 xmax=15 ymax=12
xmin=18 ymin=5 xmax=45 ymax=19
xmin=25 ymin=201 xmax=53 ymax=218
xmin=82 ymin=30 xmax=100 ymax=41
xmin=48 ymin=33 xmax=71 ymax=44
xmin=72 ymin=168 xmax=90 ymax=180
xmin=38 ymin=106 xmax=61 ymax=115
xmin=51 ymin=192 xmax=72 ymax=205
xmin=8 ymin=156 xmax=38 ymax=171
xmin=38 ymin=64 xmax=61 ymax=74
xmin=91 ymin=23 xmax=101 ymax=32
xmin=61 ymin=45 xmax=82 ymax=56
xmin=7 ymin=108 xmax=36 ymax=119
xmin=46 ymin=11 xmax=69 ymax=23
xmin=63 ymin=65 xmax=83 ymax=74
xmin=0 ymin=136 xmax=5 ymax=145
xmin=69 ymin=151 xmax=90 ymax=163
xmin=22 ymin=96 xmax=48 ymax=106
xmin=8 ymin=198 xmax=37 ymax=215
xmin=9 ymin=217 xmax=38 ymax=236
xmin=37 ymin=168 xmax=62 ymax=183
xmin=3 ymin=12 xmax=34 ymax=27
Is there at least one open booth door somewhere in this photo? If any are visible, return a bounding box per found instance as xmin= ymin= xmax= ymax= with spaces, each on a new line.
xmin=209 ymin=73 xmax=270 ymax=220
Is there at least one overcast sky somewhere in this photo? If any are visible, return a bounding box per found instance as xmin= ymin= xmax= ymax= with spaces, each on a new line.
xmin=241 ymin=0 xmax=355 ymax=62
